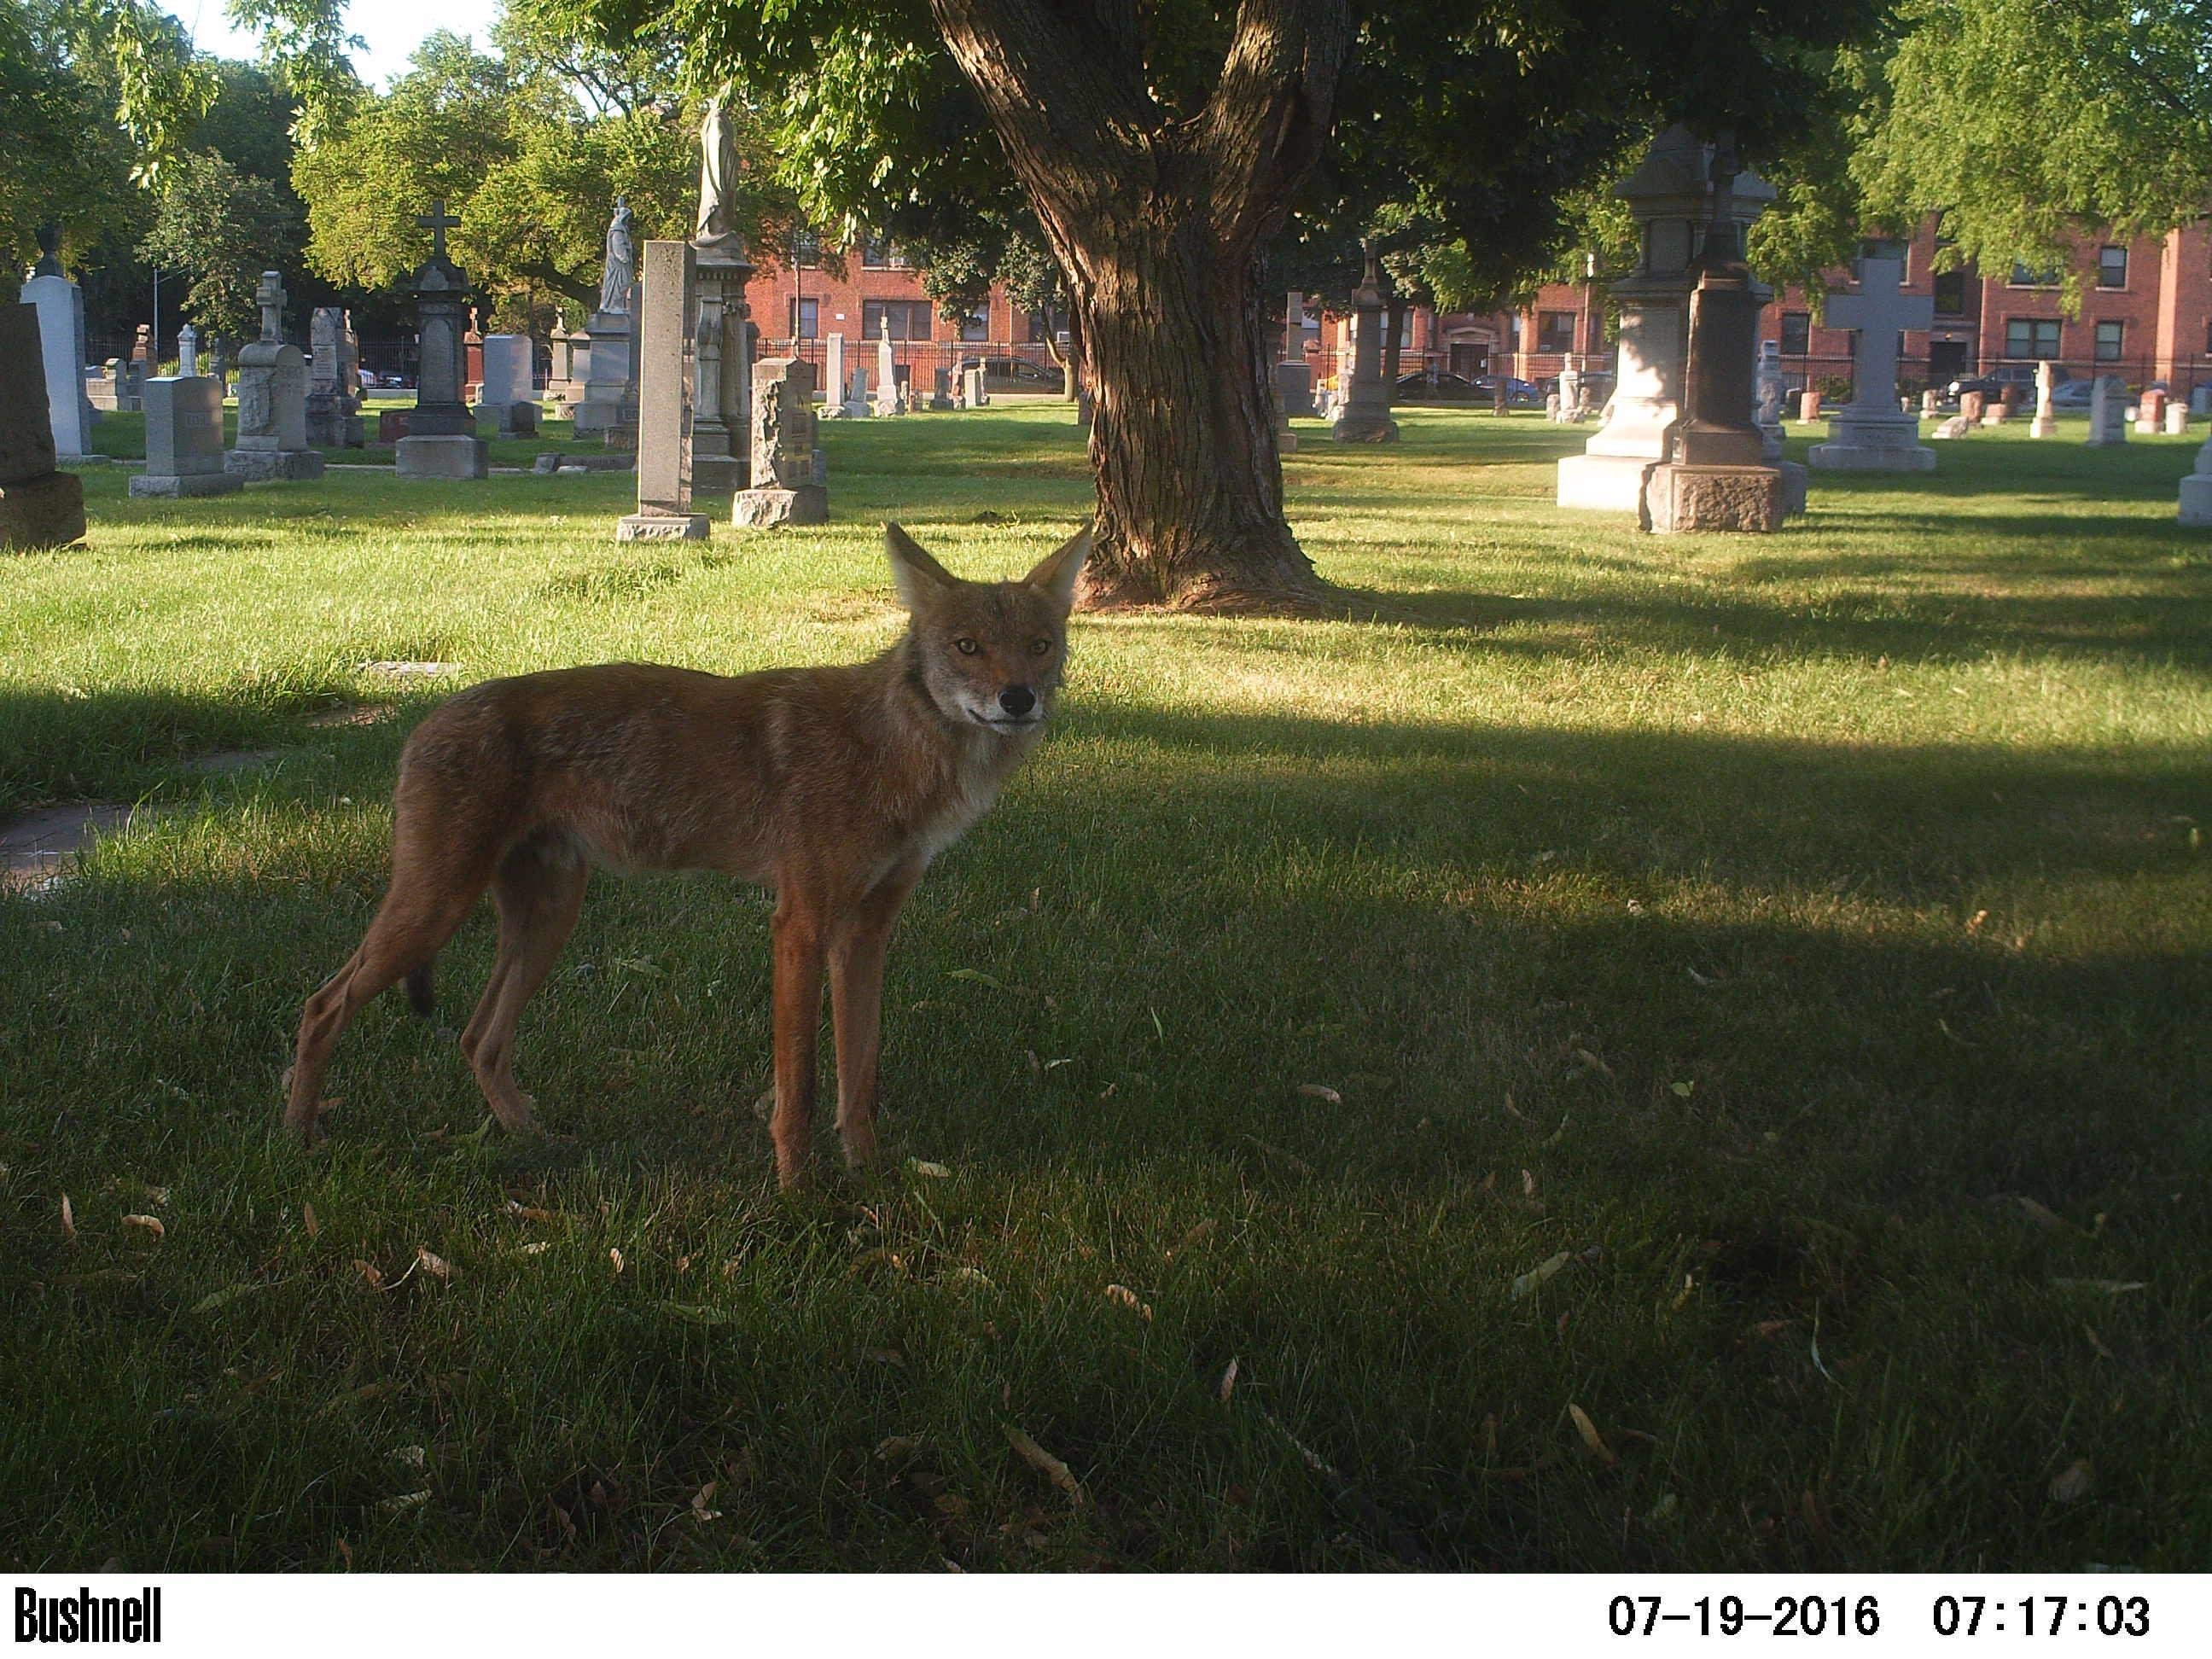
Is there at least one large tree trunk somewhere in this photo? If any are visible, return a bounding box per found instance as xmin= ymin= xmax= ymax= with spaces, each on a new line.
xmin=1383 ymin=294 xmax=1406 ymax=385
xmin=929 ymin=0 xmax=1351 ymax=613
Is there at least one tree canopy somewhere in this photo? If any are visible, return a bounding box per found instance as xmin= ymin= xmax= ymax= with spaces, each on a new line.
xmin=1854 ymin=0 xmax=2212 ymax=301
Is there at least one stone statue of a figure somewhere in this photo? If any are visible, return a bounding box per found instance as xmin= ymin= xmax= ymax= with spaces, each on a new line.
xmin=598 ymin=195 xmax=636 ymax=316
xmin=696 ymin=90 xmax=741 ymax=247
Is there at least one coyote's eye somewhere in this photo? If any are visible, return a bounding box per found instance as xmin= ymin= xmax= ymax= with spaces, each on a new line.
xmin=954 ymin=637 xmax=979 ymax=655
xmin=1027 ymin=637 xmax=1051 ymax=656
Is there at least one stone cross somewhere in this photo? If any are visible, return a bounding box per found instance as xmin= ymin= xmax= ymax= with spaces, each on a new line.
xmin=417 ymin=201 xmax=459 ymax=263
xmin=177 ymin=323 xmax=197 ymax=376
xmin=1824 ymin=257 xmax=1932 ymax=416
xmin=254 ymin=271 xmax=286 ymax=344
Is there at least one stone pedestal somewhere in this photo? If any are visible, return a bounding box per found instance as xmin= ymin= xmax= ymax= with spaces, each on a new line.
xmin=617 ymin=241 xmax=710 ymax=543
xmin=1334 ymin=247 xmax=1399 ymax=443
xmin=691 ymin=238 xmax=754 ymax=492
xmin=132 ymin=375 xmax=242 ymax=498
xmin=1643 ymin=463 xmax=1784 ymax=533
xmin=2 ymin=301 xmax=85 ymax=549
xmin=961 ymin=365 xmax=987 ymax=408
xmin=306 ymin=307 xmax=366 ymax=447
xmin=734 ymin=357 xmax=827 ymax=526
xmin=227 ymin=271 xmax=324 ymax=481
xmin=395 ymin=435 xmax=488 ymax=479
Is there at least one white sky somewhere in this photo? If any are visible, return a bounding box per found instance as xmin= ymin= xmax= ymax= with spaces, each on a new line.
xmin=162 ymin=0 xmax=507 ymax=91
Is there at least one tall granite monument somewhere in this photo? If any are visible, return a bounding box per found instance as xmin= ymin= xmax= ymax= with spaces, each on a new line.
xmin=617 ymin=241 xmax=709 ymax=541
xmin=691 ymin=91 xmax=755 ymax=490
xmin=394 ymin=204 xmax=488 ymax=479
xmin=1333 ymin=246 xmax=1399 ymax=443
xmin=576 ymin=197 xmax=640 ymax=438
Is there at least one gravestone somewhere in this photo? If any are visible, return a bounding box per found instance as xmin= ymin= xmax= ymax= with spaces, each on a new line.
xmin=2179 ymin=429 xmax=2212 ymax=525
xmin=306 ymin=307 xmax=365 ymax=447
xmin=731 ymin=358 xmax=827 ymax=526
xmin=1553 ymin=358 xmax=1585 ymax=425
xmin=844 ymin=365 xmax=870 ymax=419
xmin=1333 ymin=247 xmax=1399 ymax=442
xmin=1797 ymin=389 xmax=1822 ymax=423
xmin=1982 ymin=401 xmax=2011 ymax=426
xmin=1561 ymin=127 xmax=1778 ymax=512
xmin=1641 ymin=171 xmax=1784 ymax=534
xmin=2086 ymin=376 xmax=2128 ymax=446
xmin=2165 ymin=404 xmax=2191 ymax=436
xmin=930 ymin=367 xmax=955 ymax=410
xmin=131 ymin=323 xmax=154 ymax=369
xmin=576 ymin=196 xmax=640 ymax=436
xmin=477 ymin=334 xmax=535 ymax=434
xmin=547 ymin=317 xmax=586 ymax=410
xmin=394 ymin=203 xmax=488 ymax=479
xmin=1931 ymin=414 xmax=1976 ymax=440
xmin=617 ymin=241 xmax=709 ymax=542
xmin=2193 ymin=385 xmax=2212 ymax=416
xmin=1959 ymin=390 xmax=1987 ymax=423
xmin=872 ymin=320 xmax=904 ymax=416
xmin=1922 ymin=389 xmax=1942 ymax=417
xmin=225 ymin=271 xmax=324 ymax=481
xmin=1276 ymin=358 xmax=1314 ymax=420
xmin=377 ymin=409 xmax=412 ymax=443
xmin=2135 ymin=387 xmax=2168 ymax=436
xmin=1755 ymin=340 xmax=1786 ymax=461
xmin=20 ymin=244 xmax=96 ymax=458
xmin=0 ymin=302 xmax=85 ymax=548
xmin=176 ymin=323 xmax=198 ymax=376
xmin=132 ymin=374 xmax=242 ymax=498
xmin=961 ymin=364 xmax=987 ymax=408
xmin=2030 ymin=361 xmax=2058 ymax=438
xmin=819 ymin=332 xmax=847 ymax=417
xmin=1807 ymin=255 xmax=1935 ymax=472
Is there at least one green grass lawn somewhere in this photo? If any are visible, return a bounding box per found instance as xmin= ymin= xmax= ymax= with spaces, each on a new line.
xmin=3 ymin=407 xmax=2209 ymax=1571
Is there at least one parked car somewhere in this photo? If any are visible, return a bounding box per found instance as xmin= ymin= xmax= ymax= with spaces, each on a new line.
xmin=956 ymin=355 xmax=1062 ymax=389
xmin=1472 ymin=375 xmax=1544 ymax=406
xmin=1393 ymin=370 xmax=1483 ymax=401
xmin=1947 ymin=364 xmax=2063 ymax=400
xmin=2049 ymin=378 xmax=2098 ymax=409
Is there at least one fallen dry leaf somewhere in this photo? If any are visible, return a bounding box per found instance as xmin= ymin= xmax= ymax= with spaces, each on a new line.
xmin=1004 ymin=1423 xmax=1086 ymax=1506
xmin=60 ymin=1193 xmax=77 ymax=1245
xmin=376 ymin=1490 xmax=431 ymax=1516
xmin=414 ymin=1247 xmax=454 ymax=1283
xmin=1219 ymin=1357 xmax=1240 ymax=1403
xmin=121 ymin=1214 xmax=165 ymax=1240
xmin=608 ymin=1248 xmax=625 ymax=1274
xmin=519 ymin=1241 xmax=551 ymax=1256
xmin=303 ymin=1202 xmax=319 ymax=1239
xmin=1511 ymin=1251 xmax=1570 ymax=1299
xmin=1104 ymin=1284 xmax=1154 ymax=1321
xmin=2004 ymin=1195 xmax=2068 ymax=1231
xmin=1170 ymin=1219 xmax=1216 ymax=1260
xmin=690 ymin=1481 xmax=722 ymax=1522
xmin=2049 ymin=1458 xmax=2095 ymax=1504
xmin=875 ymin=1436 xmax=922 ymax=1462
xmin=2082 ymin=1324 xmax=2115 ymax=1360
xmin=1296 ymin=1083 xmax=1342 ymax=1104
xmin=353 ymin=1259 xmax=385 ymax=1289
xmin=1568 ymin=1403 xmax=1617 ymax=1467
xmin=906 ymin=1159 xmax=952 ymax=1179
xmin=1522 ymin=1168 xmax=1538 ymax=1199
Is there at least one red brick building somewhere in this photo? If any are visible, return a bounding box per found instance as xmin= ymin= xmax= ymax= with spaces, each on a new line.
xmin=745 ymin=234 xmax=1063 ymax=392
xmin=1429 ymin=218 xmax=2212 ymax=399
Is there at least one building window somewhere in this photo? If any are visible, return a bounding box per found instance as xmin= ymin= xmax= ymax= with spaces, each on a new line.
xmin=790 ymin=228 xmax=820 ymax=269
xmin=788 ymin=297 xmax=818 ymax=340
xmin=861 ymin=299 xmax=932 ymax=341
xmin=2010 ymin=262 xmax=2060 ymax=288
xmin=1780 ymin=312 xmax=1810 ymax=355
xmin=1932 ymin=270 xmax=1967 ymax=317
xmin=860 ymin=234 xmax=909 ymax=270
xmin=959 ymin=305 xmax=989 ymax=343
xmin=1025 ymin=309 xmax=1052 ymax=345
xmin=2005 ymin=318 xmax=2062 ymax=358
xmin=1536 ymin=311 xmax=1576 ymax=352
xmin=2095 ymin=319 xmax=2125 ymax=361
xmin=2097 ymin=246 xmax=2128 ymax=288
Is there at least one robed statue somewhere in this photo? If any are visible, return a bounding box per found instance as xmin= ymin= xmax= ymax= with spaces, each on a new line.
xmin=696 ymin=90 xmax=741 ymax=247
xmin=598 ymin=195 xmax=636 ymax=316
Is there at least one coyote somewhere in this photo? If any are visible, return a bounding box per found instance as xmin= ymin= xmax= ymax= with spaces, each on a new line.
xmin=284 ymin=522 xmax=1089 ymax=1186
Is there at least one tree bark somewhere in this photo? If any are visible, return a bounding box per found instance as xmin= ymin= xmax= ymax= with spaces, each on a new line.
xmin=928 ymin=0 xmax=1351 ymax=612
xmin=1383 ymin=294 xmax=1406 ymax=386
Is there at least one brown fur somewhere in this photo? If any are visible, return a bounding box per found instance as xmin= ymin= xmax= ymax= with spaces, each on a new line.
xmin=284 ymin=522 xmax=1089 ymax=1187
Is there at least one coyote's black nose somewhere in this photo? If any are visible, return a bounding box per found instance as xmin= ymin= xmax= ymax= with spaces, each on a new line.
xmin=999 ymin=685 xmax=1037 ymax=717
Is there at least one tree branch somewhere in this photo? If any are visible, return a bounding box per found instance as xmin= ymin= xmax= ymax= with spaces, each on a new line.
xmin=1196 ymin=0 xmax=1353 ymax=252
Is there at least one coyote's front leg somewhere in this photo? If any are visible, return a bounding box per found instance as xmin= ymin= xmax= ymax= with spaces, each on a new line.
xmin=829 ymin=864 xmax=924 ymax=1172
xmin=769 ymin=889 xmax=828 ymax=1189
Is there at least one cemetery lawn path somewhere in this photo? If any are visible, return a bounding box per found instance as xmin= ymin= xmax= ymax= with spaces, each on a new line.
xmin=2 ymin=409 xmax=2208 ymax=1569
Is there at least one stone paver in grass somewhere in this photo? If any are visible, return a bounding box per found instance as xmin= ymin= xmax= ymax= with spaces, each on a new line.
xmin=1 ymin=803 xmax=169 ymax=894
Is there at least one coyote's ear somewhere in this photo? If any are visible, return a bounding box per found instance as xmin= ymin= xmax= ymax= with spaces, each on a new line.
xmin=1023 ymin=527 xmax=1091 ymax=612
xmin=885 ymin=522 xmax=958 ymax=611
